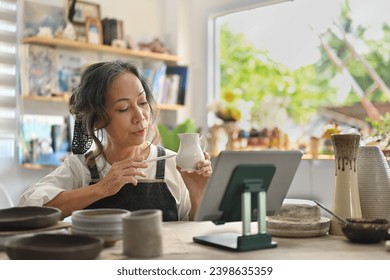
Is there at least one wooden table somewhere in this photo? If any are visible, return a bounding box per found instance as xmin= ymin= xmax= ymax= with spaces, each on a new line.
xmin=101 ymin=221 xmax=390 ymax=260
xmin=1 ymin=221 xmax=389 ymax=260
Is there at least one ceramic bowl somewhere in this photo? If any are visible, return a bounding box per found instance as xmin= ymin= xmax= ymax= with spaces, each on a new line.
xmin=0 ymin=206 xmax=61 ymax=230
xmin=5 ymin=233 xmax=104 ymax=260
xmin=71 ymin=209 xmax=130 ymax=246
xmin=341 ymin=218 xmax=390 ymax=244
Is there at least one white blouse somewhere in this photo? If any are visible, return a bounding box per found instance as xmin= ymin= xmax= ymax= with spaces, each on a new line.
xmin=17 ymin=144 xmax=191 ymax=221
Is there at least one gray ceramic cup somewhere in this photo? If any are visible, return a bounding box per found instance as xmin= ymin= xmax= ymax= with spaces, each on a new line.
xmin=122 ymin=209 xmax=163 ymax=258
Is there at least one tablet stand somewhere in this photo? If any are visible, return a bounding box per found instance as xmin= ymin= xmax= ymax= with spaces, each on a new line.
xmin=193 ymin=164 xmax=278 ymax=251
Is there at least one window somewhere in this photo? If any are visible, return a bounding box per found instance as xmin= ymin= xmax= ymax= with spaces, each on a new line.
xmin=210 ymin=0 xmax=390 ymax=155
xmin=0 ymin=0 xmax=17 ymax=159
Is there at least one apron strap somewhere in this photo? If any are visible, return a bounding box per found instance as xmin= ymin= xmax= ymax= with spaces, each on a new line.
xmin=155 ymin=146 xmax=166 ymax=180
xmin=85 ymin=152 xmax=100 ymax=183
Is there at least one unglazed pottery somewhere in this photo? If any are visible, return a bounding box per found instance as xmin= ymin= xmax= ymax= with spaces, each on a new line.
xmin=267 ymin=199 xmax=330 ymax=238
xmin=122 ymin=209 xmax=163 ymax=258
xmin=71 ymin=208 xmax=130 ymax=247
xmin=341 ymin=218 xmax=389 ymax=244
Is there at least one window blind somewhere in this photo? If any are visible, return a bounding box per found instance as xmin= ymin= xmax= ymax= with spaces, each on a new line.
xmin=0 ymin=0 xmax=17 ymax=159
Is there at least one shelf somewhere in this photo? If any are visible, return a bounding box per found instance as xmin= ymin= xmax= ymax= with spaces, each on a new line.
xmin=22 ymin=94 xmax=70 ymax=103
xmin=22 ymin=36 xmax=180 ymax=63
xmin=20 ymin=163 xmax=58 ymax=170
xmin=22 ymin=95 xmax=184 ymax=111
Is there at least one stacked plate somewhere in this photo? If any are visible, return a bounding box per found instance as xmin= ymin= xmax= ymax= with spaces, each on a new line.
xmin=267 ymin=199 xmax=330 ymax=237
xmin=357 ymin=146 xmax=390 ymax=220
xmin=71 ymin=209 xmax=130 ymax=247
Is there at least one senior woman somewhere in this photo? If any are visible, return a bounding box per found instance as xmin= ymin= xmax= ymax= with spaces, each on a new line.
xmin=18 ymin=60 xmax=212 ymax=221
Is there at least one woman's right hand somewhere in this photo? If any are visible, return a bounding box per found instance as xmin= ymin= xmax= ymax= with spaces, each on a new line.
xmin=94 ymin=157 xmax=148 ymax=197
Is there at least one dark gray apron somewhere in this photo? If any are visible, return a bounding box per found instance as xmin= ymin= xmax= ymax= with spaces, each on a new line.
xmin=84 ymin=146 xmax=179 ymax=221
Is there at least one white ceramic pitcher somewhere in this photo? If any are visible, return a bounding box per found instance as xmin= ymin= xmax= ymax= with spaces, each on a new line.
xmin=176 ymin=133 xmax=208 ymax=171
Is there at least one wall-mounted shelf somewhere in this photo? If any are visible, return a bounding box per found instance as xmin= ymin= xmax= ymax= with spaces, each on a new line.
xmin=22 ymin=36 xmax=180 ymax=63
xmin=21 ymin=95 xmax=184 ymax=111
xmin=22 ymin=94 xmax=71 ymax=103
xmin=20 ymin=163 xmax=57 ymax=170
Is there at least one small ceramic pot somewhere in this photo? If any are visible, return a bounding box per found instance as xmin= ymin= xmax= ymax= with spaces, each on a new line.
xmin=122 ymin=209 xmax=163 ymax=258
xmin=341 ymin=218 xmax=389 ymax=244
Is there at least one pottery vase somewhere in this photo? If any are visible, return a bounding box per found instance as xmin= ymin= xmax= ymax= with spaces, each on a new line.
xmin=222 ymin=121 xmax=239 ymax=150
xmin=357 ymin=146 xmax=390 ymax=220
xmin=63 ymin=21 xmax=77 ymax=40
xmin=329 ymin=134 xmax=362 ymax=235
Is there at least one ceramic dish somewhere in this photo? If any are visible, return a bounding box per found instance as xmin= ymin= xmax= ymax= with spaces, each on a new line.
xmin=0 ymin=206 xmax=61 ymax=231
xmin=70 ymin=227 xmax=122 ymax=245
xmin=267 ymin=216 xmax=330 ymax=237
xmin=5 ymin=233 xmax=104 ymax=260
xmin=71 ymin=208 xmax=130 ymax=247
xmin=71 ymin=208 xmax=130 ymax=224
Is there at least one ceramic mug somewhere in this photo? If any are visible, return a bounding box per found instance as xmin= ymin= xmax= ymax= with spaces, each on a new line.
xmin=122 ymin=209 xmax=163 ymax=258
xmin=176 ymin=133 xmax=208 ymax=171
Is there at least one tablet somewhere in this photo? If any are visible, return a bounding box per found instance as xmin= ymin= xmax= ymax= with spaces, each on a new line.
xmin=194 ymin=149 xmax=303 ymax=222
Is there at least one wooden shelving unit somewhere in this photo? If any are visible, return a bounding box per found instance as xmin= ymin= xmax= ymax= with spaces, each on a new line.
xmin=22 ymin=36 xmax=180 ymax=63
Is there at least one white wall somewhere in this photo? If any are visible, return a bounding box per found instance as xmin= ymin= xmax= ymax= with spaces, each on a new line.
xmin=1 ymin=0 xmax=337 ymax=209
xmin=287 ymin=159 xmax=335 ymax=210
xmin=0 ymin=159 xmax=55 ymax=204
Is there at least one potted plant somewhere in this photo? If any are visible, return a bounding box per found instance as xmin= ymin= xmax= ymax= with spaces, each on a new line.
xmin=366 ymin=112 xmax=390 ymax=157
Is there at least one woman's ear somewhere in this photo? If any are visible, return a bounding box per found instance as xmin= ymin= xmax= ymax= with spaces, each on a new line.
xmin=94 ymin=111 xmax=109 ymax=129
xmin=95 ymin=117 xmax=110 ymax=129
xmin=95 ymin=120 xmax=105 ymax=129
xmin=95 ymin=121 xmax=102 ymax=129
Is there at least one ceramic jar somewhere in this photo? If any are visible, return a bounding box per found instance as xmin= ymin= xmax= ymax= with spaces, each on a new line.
xmin=122 ymin=209 xmax=163 ymax=258
xmin=357 ymin=145 xmax=390 ymax=220
xmin=329 ymin=134 xmax=362 ymax=235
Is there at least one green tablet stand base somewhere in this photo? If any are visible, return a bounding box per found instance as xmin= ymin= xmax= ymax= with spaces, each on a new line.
xmin=193 ymin=164 xmax=278 ymax=251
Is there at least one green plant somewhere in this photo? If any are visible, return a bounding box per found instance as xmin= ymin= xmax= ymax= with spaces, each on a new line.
xmin=367 ymin=112 xmax=390 ymax=148
xmin=158 ymin=118 xmax=198 ymax=152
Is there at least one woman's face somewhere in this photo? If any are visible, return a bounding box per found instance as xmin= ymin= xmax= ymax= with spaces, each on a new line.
xmin=103 ymin=72 xmax=150 ymax=148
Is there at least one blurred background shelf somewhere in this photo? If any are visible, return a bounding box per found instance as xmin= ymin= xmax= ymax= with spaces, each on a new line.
xmin=22 ymin=36 xmax=180 ymax=63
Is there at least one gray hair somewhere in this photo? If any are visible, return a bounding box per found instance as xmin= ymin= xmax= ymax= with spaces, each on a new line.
xmin=69 ymin=60 xmax=159 ymax=166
